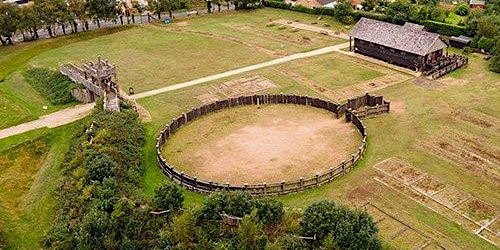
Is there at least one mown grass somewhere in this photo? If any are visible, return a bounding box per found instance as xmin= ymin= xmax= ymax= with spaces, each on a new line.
xmin=163 ymin=8 xmax=347 ymax=54
xmin=0 ymin=73 xmax=74 ymax=129
xmin=0 ymin=26 xmax=132 ymax=130
xmin=28 ymin=25 xmax=274 ymax=93
xmin=0 ymin=123 xmax=79 ymax=249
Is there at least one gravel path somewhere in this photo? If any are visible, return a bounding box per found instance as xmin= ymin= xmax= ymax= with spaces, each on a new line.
xmin=0 ymin=42 xmax=350 ymax=139
xmin=0 ymin=103 xmax=95 ymax=139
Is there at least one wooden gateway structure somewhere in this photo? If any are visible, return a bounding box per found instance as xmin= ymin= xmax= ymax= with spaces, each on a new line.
xmin=60 ymin=57 xmax=121 ymax=112
xmin=349 ymin=18 xmax=448 ymax=71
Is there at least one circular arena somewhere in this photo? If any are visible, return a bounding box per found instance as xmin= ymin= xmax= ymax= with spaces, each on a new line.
xmin=156 ymin=94 xmax=368 ymax=195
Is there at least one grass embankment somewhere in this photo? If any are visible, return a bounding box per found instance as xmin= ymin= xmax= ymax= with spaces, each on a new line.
xmin=0 ymin=123 xmax=79 ymax=249
xmin=0 ymin=26 xmax=132 ymax=130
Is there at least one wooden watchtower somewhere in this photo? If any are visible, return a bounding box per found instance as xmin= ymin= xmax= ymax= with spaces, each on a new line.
xmin=82 ymin=57 xmax=120 ymax=112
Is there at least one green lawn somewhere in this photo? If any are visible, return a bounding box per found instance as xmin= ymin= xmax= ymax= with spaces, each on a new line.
xmin=164 ymin=8 xmax=347 ymax=54
xmin=0 ymin=73 xmax=74 ymax=129
xmin=445 ymin=12 xmax=467 ymax=25
xmin=0 ymin=123 xmax=79 ymax=249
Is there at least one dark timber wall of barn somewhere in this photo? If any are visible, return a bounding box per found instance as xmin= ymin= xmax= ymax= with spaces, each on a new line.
xmin=353 ymin=38 xmax=425 ymax=70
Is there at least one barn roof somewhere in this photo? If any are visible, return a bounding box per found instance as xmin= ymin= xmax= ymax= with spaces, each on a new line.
xmin=350 ymin=18 xmax=447 ymax=56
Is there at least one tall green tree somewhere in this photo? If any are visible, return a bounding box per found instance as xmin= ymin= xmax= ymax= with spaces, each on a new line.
xmin=236 ymin=212 xmax=268 ymax=250
xmin=18 ymin=5 xmax=41 ymax=40
xmin=67 ymin=0 xmax=90 ymax=31
xmin=334 ymin=0 xmax=354 ymax=24
xmin=88 ymin=0 xmax=118 ymax=27
xmin=148 ymin=0 xmax=182 ymax=18
xmin=0 ymin=2 xmax=20 ymax=45
xmin=385 ymin=0 xmax=418 ymax=24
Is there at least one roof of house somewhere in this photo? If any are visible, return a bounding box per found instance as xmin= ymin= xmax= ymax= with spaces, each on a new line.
xmin=317 ymin=0 xmax=335 ymax=5
xmin=403 ymin=22 xmax=425 ymax=31
xmin=350 ymin=18 xmax=447 ymax=56
xmin=469 ymin=0 xmax=485 ymax=5
xmin=450 ymin=35 xmax=473 ymax=43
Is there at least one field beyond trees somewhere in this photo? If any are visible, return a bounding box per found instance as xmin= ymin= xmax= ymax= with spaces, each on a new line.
xmin=0 ymin=7 xmax=498 ymax=250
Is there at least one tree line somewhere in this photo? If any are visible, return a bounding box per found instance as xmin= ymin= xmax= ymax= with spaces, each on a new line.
xmin=41 ymin=96 xmax=381 ymax=249
xmin=0 ymin=0 xmax=216 ymax=45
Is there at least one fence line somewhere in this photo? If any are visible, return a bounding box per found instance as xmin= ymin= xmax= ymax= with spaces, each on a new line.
xmin=156 ymin=94 xmax=387 ymax=195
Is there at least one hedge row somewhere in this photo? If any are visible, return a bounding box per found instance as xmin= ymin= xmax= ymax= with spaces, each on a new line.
xmin=23 ymin=67 xmax=81 ymax=105
xmin=421 ymin=20 xmax=466 ymax=37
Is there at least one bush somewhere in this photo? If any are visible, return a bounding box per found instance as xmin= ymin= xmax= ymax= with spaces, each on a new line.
xmin=353 ymin=11 xmax=389 ymax=22
xmin=23 ymin=68 xmax=81 ymax=105
xmin=422 ymin=20 xmax=466 ymax=36
xmin=153 ymin=182 xmax=184 ymax=213
xmin=300 ymin=200 xmax=382 ymax=250
xmin=478 ymin=36 xmax=494 ymax=52
xmin=454 ymin=3 xmax=470 ymax=16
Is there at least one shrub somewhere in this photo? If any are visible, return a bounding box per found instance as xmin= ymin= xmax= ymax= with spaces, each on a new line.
xmin=23 ymin=68 xmax=81 ymax=105
xmin=300 ymin=200 xmax=382 ymax=250
xmin=153 ymin=182 xmax=184 ymax=212
xmin=454 ymin=3 xmax=470 ymax=16
xmin=478 ymin=36 xmax=494 ymax=52
xmin=422 ymin=20 xmax=466 ymax=36
xmin=353 ymin=11 xmax=389 ymax=22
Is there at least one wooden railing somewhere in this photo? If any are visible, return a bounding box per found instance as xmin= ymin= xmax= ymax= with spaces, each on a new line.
xmin=156 ymin=94 xmax=373 ymax=195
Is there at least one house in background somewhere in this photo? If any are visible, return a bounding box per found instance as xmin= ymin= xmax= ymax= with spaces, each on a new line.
xmin=469 ymin=0 xmax=486 ymax=9
xmin=349 ymin=18 xmax=448 ymax=71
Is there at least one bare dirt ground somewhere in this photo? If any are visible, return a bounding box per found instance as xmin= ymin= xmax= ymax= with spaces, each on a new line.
xmin=162 ymin=105 xmax=360 ymax=184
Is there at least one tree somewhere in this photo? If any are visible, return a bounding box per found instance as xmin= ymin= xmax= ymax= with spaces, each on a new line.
xmin=385 ymin=0 xmax=418 ymax=24
xmin=148 ymin=0 xmax=183 ymax=18
xmin=476 ymin=15 xmax=500 ymax=38
xmin=67 ymin=0 xmax=90 ymax=31
xmin=488 ymin=37 xmax=500 ymax=73
xmin=253 ymin=197 xmax=284 ymax=226
xmin=236 ymin=212 xmax=268 ymax=250
xmin=153 ymin=182 xmax=184 ymax=212
xmin=169 ymin=211 xmax=199 ymax=249
xmin=300 ymin=200 xmax=382 ymax=250
xmin=334 ymin=0 xmax=354 ymax=24
xmin=18 ymin=5 xmax=41 ymax=41
xmin=454 ymin=3 xmax=470 ymax=16
xmin=88 ymin=0 xmax=118 ymax=27
xmin=33 ymin=0 xmax=70 ymax=38
xmin=0 ymin=2 xmax=20 ymax=45
xmin=198 ymin=191 xmax=253 ymax=221
xmin=478 ymin=36 xmax=494 ymax=52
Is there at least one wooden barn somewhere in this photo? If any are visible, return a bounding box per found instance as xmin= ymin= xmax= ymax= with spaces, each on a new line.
xmin=349 ymin=18 xmax=448 ymax=71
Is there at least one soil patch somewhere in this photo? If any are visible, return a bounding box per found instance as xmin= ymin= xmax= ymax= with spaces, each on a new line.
xmin=412 ymin=175 xmax=445 ymax=196
xmin=162 ymin=105 xmax=360 ymax=184
xmin=390 ymin=101 xmax=406 ymax=114
xmin=456 ymin=198 xmax=497 ymax=223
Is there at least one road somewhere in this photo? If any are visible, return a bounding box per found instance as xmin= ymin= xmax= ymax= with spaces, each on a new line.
xmin=12 ymin=6 xmax=235 ymax=43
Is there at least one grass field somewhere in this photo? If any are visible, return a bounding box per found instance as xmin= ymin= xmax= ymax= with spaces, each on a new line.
xmin=0 ymin=124 xmax=77 ymax=249
xmin=0 ymin=7 xmax=498 ymax=250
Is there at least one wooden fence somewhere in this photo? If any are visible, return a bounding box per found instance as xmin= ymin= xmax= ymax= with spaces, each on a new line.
xmin=344 ymin=93 xmax=390 ymax=120
xmin=156 ymin=94 xmax=370 ymax=195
